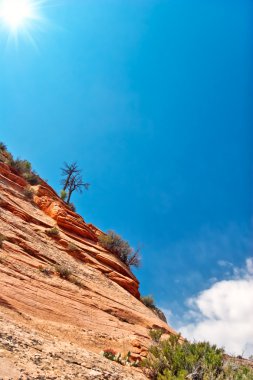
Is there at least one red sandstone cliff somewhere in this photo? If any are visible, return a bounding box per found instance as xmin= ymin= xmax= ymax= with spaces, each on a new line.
xmin=0 ymin=160 xmax=178 ymax=379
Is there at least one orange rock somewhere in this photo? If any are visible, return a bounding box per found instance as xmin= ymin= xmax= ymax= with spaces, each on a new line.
xmin=0 ymin=162 xmax=27 ymax=187
xmin=0 ymin=158 xmax=180 ymax=379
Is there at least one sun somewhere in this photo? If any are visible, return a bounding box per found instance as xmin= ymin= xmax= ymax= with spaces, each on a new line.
xmin=0 ymin=0 xmax=41 ymax=32
xmin=0 ymin=0 xmax=49 ymax=47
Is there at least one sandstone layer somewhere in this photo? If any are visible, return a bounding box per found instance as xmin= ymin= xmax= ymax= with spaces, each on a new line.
xmin=0 ymin=163 xmax=178 ymax=379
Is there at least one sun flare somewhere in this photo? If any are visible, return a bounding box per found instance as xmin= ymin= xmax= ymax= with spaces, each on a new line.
xmin=0 ymin=0 xmax=37 ymax=30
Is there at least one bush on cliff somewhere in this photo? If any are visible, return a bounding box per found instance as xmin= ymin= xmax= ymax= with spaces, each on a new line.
xmin=60 ymin=189 xmax=67 ymax=201
xmin=0 ymin=142 xmax=11 ymax=163
xmin=8 ymin=158 xmax=40 ymax=185
xmin=23 ymin=171 xmax=40 ymax=185
xmin=144 ymin=334 xmax=224 ymax=379
xmin=45 ymin=227 xmax=60 ymax=237
xmin=0 ymin=142 xmax=7 ymax=151
xmin=143 ymin=334 xmax=253 ymax=380
xmin=141 ymin=295 xmax=167 ymax=323
xmin=142 ymin=295 xmax=155 ymax=308
xmin=98 ymin=230 xmax=141 ymax=268
xmin=9 ymin=158 xmax=32 ymax=174
xmin=55 ymin=265 xmax=72 ymax=279
xmin=0 ymin=143 xmax=40 ymax=185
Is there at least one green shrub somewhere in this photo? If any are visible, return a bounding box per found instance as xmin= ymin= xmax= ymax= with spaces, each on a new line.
xmin=45 ymin=227 xmax=60 ymax=237
xmin=60 ymin=189 xmax=67 ymax=201
xmin=143 ymin=334 xmax=225 ymax=380
xmin=10 ymin=158 xmax=32 ymax=175
xmin=23 ymin=171 xmax=40 ymax=185
xmin=145 ymin=337 xmax=253 ymax=379
xmin=103 ymin=348 xmax=117 ymax=361
xmin=67 ymin=242 xmax=79 ymax=252
xmin=0 ymin=146 xmax=12 ymax=163
xmin=0 ymin=142 xmax=7 ymax=151
xmin=157 ymin=369 xmax=187 ymax=380
xmin=149 ymin=329 xmax=163 ymax=343
xmin=0 ymin=145 xmax=41 ymax=187
xmin=98 ymin=230 xmax=141 ymax=268
xmin=6 ymin=156 xmax=40 ymax=185
xmin=0 ymin=149 xmax=13 ymax=164
xmin=222 ymin=362 xmax=253 ymax=380
xmin=142 ymin=295 xmax=155 ymax=308
xmin=141 ymin=296 xmax=167 ymax=323
xmin=102 ymin=349 xmax=139 ymax=367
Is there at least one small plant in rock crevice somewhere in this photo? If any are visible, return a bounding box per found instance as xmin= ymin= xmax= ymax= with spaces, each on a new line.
xmin=55 ymin=265 xmax=72 ymax=280
xmin=102 ymin=349 xmax=140 ymax=367
xmin=67 ymin=242 xmax=80 ymax=252
xmin=103 ymin=348 xmax=117 ymax=361
xmin=45 ymin=227 xmax=60 ymax=237
xmin=38 ymin=266 xmax=53 ymax=277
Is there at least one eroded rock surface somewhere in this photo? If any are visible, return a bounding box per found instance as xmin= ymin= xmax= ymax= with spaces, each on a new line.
xmin=0 ymin=164 xmax=178 ymax=379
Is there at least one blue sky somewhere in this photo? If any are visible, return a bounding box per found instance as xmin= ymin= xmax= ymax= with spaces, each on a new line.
xmin=0 ymin=0 xmax=252 ymax=353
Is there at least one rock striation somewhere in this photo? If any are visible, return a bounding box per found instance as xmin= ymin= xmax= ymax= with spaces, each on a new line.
xmin=0 ymin=161 xmax=178 ymax=379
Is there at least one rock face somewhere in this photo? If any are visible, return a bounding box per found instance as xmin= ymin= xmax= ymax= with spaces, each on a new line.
xmin=0 ymin=162 xmax=178 ymax=379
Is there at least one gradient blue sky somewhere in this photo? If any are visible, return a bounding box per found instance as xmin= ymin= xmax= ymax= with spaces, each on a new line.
xmin=0 ymin=0 xmax=252 ymax=333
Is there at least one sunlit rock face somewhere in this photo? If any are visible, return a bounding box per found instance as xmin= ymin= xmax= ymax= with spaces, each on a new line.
xmin=0 ymin=161 xmax=178 ymax=378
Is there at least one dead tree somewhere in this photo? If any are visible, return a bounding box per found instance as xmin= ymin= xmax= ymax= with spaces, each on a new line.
xmin=61 ymin=162 xmax=81 ymax=191
xmin=65 ymin=174 xmax=90 ymax=204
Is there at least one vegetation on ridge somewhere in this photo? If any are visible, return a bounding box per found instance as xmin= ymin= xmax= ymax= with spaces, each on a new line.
xmin=141 ymin=295 xmax=167 ymax=323
xmin=98 ymin=230 xmax=141 ymax=268
xmin=0 ymin=142 xmax=40 ymax=185
xmin=143 ymin=333 xmax=253 ymax=380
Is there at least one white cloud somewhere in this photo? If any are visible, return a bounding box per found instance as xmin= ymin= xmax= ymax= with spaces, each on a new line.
xmin=246 ymin=258 xmax=253 ymax=275
xmin=178 ymin=258 xmax=253 ymax=358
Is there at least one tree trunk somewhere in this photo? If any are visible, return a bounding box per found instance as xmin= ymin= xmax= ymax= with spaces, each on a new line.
xmin=66 ymin=189 xmax=73 ymax=204
xmin=63 ymin=173 xmax=72 ymax=191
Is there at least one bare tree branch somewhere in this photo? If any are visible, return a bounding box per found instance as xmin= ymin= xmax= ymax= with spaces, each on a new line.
xmin=61 ymin=162 xmax=81 ymax=191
